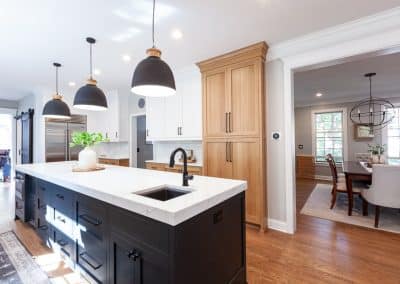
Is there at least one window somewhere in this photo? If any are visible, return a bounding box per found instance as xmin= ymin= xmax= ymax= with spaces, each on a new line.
xmin=387 ymin=107 xmax=400 ymax=164
xmin=312 ymin=110 xmax=346 ymax=163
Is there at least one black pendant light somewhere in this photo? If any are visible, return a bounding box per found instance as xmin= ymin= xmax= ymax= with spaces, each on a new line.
xmin=350 ymin=73 xmax=395 ymax=131
xmin=73 ymin=37 xmax=108 ymax=111
xmin=42 ymin=63 xmax=71 ymax=120
xmin=131 ymin=0 xmax=176 ymax=97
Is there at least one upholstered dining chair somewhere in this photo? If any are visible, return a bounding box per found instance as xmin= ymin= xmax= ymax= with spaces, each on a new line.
xmin=326 ymin=154 xmax=365 ymax=209
xmin=361 ymin=164 xmax=400 ymax=228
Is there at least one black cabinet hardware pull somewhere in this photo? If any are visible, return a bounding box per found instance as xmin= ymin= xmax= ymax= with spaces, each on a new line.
xmin=56 ymin=193 xmax=64 ymax=200
xmin=57 ymin=216 xmax=66 ymax=223
xmin=225 ymin=113 xmax=228 ymax=133
xmin=228 ymin=112 xmax=232 ymax=132
xmin=57 ymin=240 xmax=68 ymax=247
xmin=225 ymin=142 xmax=228 ymax=162
xmin=39 ymin=225 xmax=48 ymax=231
xmin=127 ymin=250 xmax=141 ymax=261
xmin=79 ymin=214 xmax=102 ymax=226
xmin=79 ymin=252 xmax=102 ymax=270
xmin=230 ymin=142 xmax=233 ymax=163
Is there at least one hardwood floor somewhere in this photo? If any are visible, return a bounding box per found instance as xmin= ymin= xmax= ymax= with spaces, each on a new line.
xmin=246 ymin=178 xmax=400 ymax=283
xmin=3 ymin=179 xmax=400 ymax=283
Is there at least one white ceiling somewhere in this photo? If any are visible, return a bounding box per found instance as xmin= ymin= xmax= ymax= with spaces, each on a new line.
xmin=294 ymin=52 xmax=400 ymax=107
xmin=1 ymin=0 xmax=400 ymax=101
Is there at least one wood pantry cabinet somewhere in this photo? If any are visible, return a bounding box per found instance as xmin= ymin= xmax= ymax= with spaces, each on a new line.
xmin=197 ymin=42 xmax=267 ymax=230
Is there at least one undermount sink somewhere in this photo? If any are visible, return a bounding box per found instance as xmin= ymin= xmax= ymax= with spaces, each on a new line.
xmin=134 ymin=185 xmax=192 ymax=201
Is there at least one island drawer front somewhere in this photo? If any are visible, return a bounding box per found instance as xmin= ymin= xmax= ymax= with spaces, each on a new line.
xmin=77 ymin=232 xmax=107 ymax=283
xmin=52 ymin=186 xmax=74 ymax=217
xmin=77 ymin=195 xmax=106 ymax=242
xmin=53 ymin=228 xmax=75 ymax=260
xmin=36 ymin=179 xmax=51 ymax=204
xmin=109 ymin=206 xmax=170 ymax=254
xmin=36 ymin=213 xmax=52 ymax=243
xmin=54 ymin=210 xmax=74 ymax=236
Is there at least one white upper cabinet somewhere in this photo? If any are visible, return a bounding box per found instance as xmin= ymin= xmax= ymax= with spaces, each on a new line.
xmin=180 ymin=70 xmax=202 ymax=139
xmin=145 ymin=67 xmax=202 ymax=141
xmin=146 ymin=97 xmax=165 ymax=141
xmin=86 ymin=90 xmax=127 ymax=142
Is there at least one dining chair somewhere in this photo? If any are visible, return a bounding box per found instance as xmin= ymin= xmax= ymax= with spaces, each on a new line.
xmin=326 ymin=154 xmax=365 ymax=209
xmin=360 ymin=164 xmax=400 ymax=228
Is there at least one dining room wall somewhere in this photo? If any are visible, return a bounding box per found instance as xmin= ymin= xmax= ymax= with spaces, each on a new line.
xmin=294 ymin=98 xmax=400 ymax=177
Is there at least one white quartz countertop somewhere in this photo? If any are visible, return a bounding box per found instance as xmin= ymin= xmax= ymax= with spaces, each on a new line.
xmin=16 ymin=162 xmax=246 ymax=226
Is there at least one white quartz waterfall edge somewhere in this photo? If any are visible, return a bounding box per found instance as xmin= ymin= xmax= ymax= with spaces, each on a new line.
xmin=301 ymin=184 xmax=400 ymax=234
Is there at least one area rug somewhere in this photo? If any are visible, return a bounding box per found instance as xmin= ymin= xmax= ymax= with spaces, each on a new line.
xmin=301 ymin=184 xmax=400 ymax=234
xmin=0 ymin=231 xmax=50 ymax=284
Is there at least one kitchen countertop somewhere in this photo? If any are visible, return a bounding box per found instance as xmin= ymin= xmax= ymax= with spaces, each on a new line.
xmin=145 ymin=160 xmax=203 ymax=167
xmin=16 ymin=162 xmax=245 ymax=226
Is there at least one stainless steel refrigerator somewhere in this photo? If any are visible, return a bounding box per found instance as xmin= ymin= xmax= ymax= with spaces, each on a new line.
xmin=45 ymin=115 xmax=87 ymax=162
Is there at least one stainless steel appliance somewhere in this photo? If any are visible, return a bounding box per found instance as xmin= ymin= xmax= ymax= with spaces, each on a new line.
xmin=45 ymin=115 xmax=87 ymax=162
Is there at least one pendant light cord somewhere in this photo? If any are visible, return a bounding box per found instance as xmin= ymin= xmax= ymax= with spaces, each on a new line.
xmin=152 ymin=0 xmax=156 ymax=48
xmin=89 ymin=42 xmax=93 ymax=80
xmin=55 ymin=65 xmax=59 ymax=94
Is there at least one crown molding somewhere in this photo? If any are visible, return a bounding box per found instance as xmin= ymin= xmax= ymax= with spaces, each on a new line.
xmin=267 ymin=7 xmax=400 ymax=62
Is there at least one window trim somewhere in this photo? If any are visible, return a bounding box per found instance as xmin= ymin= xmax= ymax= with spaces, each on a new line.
xmin=311 ymin=107 xmax=348 ymax=164
xmin=382 ymin=104 xmax=400 ymax=161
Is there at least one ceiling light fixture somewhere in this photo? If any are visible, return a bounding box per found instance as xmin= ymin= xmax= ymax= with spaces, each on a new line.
xmin=122 ymin=54 xmax=131 ymax=62
xmin=349 ymin=73 xmax=395 ymax=131
xmin=73 ymin=37 xmax=108 ymax=111
xmin=42 ymin=63 xmax=71 ymax=120
xmin=131 ymin=0 xmax=176 ymax=97
xmin=68 ymin=81 xmax=76 ymax=87
xmin=316 ymin=92 xmax=323 ymax=97
xmin=171 ymin=29 xmax=183 ymax=39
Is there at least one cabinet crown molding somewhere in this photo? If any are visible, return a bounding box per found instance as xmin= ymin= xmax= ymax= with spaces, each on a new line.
xmin=196 ymin=41 xmax=268 ymax=72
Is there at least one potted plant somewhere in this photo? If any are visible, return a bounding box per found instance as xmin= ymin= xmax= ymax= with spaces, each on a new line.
xmin=70 ymin=132 xmax=108 ymax=169
xmin=368 ymin=144 xmax=386 ymax=164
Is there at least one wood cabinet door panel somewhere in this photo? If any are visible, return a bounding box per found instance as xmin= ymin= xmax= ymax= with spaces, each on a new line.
xmin=203 ymin=70 xmax=228 ymax=138
xmin=228 ymin=61 xmax=260 ymax=137
xmin=232 ymin=140 xmax=261 ymax=224
xmin=205 ymin=141 xmax=232 ymax=179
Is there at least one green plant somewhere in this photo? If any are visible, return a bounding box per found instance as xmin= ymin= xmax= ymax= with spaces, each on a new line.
xmin=368 ymin=144 xmax=385 ymax=155
xmin=69 ymin=131 xmax=108 ymax=148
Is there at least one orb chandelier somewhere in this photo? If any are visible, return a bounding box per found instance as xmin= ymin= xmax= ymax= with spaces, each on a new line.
xmin=349 ymin=73 xmax=395 ymax=131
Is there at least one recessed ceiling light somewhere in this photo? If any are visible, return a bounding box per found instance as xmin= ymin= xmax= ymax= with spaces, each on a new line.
xmin=94 ymin=68 xmax=101 ymax=76
xmin=122 ymin=54 xmax=131 ymax=62
xmin=68 ymin=81 xmax=76 ymax=87
xmin=171 ymin=29 xmax=183 ymax=40
xmin=316 ymin=92 xmax=323 ymax=97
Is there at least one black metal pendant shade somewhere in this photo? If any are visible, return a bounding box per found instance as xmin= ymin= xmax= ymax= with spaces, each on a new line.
xmin=130 ymin=0 xmax=176 ymax=97
xmin=74 ymin=80 xmax=108 ymax=111
xmin=42 ymin=62 xmax=71 ymax=120
xmin=73 ymin=37 xmax=108 ymax=111
xmin=43 ymin=98 xmax=71 ymax=119
xmin=131 ymin=51 xmax=176 ymax=97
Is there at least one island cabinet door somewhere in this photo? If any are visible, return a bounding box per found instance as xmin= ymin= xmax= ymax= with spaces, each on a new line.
xmin=109 ymin=231 xmax=169 ymax=284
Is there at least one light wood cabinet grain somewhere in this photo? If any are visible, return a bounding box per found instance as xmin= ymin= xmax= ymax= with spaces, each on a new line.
xmin=198 ymin=42 xmax=268 ymax=231
xmin=145 ymin=162 xmax=202 ymax=176
xmin=98 ymin=158 xmax=129 ymax=167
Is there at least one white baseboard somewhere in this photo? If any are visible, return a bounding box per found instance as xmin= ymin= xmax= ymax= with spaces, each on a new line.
xmin=314 ymin=175 xmax=331 ymax=181
xmin=267 ymin=218 xmax=292 ymax=234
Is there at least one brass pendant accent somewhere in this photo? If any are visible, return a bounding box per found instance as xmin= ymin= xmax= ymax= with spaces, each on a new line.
xmin=146 ymin=47 xmax=162 ymax=57
xmin=52 ymin=93 xmax=62 ymax=100
xmin=87 ymin=78 xmax=98 ymax=85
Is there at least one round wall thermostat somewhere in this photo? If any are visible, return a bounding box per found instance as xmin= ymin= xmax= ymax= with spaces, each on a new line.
xmin=138 ymin=98 xmax=145 ymax=109
xmin=272 ymin=132 xmax=281 ymax=140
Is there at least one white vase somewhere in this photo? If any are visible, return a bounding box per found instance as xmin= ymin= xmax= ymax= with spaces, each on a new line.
xmin=371 ymin=155 xmax=379 ymax=164
xmin=78 ymin=147 xmax=97 ymax=170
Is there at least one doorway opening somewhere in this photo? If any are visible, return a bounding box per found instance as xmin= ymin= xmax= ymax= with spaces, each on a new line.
xmin=0 ymin=111 xmax=15 ymax=183
xmin=130 ymin=114 xmax=153 ymax=168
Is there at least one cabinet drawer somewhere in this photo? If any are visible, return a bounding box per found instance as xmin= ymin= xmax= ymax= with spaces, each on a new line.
xmin=36 ymin=213 xmax=52 ymax=244
xmin=53 ymin=186 xmax=74 ymax=216
xmin=77 ymin=232 xmax=107 ymax=283
xmin=15 ymin=197 xmax=25 ymax=219
xmin=109 ymin=206 xmax=169 ymax=253
xmin=54 ymin=210 xmax=73 ymax=236
xmin=54 ymin=228 xmax=75 ymax=260
xmin=36 ymin=179 xmax=51 ymax=204
xmin=77 ymin=195 xmax=106 ymax=241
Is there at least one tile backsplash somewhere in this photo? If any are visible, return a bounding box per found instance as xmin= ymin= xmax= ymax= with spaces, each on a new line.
xmin=152 ymin=141 xmax=203 ymax=165
xmin=93 ymin=141 xmax=129 ymax=158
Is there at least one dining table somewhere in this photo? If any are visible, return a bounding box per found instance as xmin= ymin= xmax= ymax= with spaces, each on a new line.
xmin=342 ymin=161 xmax=372 ymax=216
